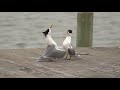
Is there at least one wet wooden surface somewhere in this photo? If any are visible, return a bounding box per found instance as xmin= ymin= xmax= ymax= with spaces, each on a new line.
xmin=0 ymin=47 xmax=120 ymax=78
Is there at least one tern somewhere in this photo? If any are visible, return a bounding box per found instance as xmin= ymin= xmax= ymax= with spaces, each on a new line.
xmin=40 ymin=24 xmax=66 ymax=61
xmin=63 ymin=30 xmax=80 ymax=60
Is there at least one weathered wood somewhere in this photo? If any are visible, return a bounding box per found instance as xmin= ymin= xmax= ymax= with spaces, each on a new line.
xmin=0 ymin=47 xmax=120 ymax=78
xmin=77 ymin=12 xmax=93 ymax=47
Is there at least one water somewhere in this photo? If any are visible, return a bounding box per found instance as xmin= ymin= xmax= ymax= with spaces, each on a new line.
xmin=0 ymin=12 xmax=120 ymax=49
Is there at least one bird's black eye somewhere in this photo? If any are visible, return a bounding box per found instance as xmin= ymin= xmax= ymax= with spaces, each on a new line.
xmin=68 ymin=30 xmax=72 ymax=33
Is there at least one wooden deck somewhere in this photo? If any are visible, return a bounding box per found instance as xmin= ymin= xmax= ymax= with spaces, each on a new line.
xmin=0 ymin=47 xmax=120 ymax=78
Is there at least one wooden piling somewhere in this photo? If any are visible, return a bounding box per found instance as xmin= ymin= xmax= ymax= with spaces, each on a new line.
xmin=77 ymin=12 xmax=93 ymax=47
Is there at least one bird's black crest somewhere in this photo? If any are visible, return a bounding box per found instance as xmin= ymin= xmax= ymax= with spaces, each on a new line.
xmin=68 ymin=30 xmax=72 ymax=33
xmin=42 ymin=29 xmax=49 ymax=37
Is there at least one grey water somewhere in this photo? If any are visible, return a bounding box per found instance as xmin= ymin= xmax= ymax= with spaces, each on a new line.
xmin=0 ymin=12 xmax=120 ymax=49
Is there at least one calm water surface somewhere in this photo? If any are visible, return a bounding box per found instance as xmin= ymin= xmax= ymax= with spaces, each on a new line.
xmin=0 ymin=12 xmax=120 ymax=49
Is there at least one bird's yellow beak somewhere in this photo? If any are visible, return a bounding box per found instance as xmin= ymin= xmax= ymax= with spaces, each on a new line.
xmin=50 ymin=24 xmax=53 ymax=29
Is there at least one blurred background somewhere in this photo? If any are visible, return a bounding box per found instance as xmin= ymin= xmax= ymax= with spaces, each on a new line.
xmin=0 ymin=12 xmax=120 ymax=49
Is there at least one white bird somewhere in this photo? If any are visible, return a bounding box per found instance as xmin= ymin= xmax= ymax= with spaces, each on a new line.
xmin=63 ymin=30 xmax=80 ymax=60
xmin=40 ymin=24 xmax=66 ymax=61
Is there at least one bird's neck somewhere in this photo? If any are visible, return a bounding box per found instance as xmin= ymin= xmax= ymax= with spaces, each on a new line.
xmin=46 ymin=35 xmax=57 ymax=46
xmin=63 ymin=35 xmax=71 ymax=45
xmin=66 ymin=35 xmax=71 ymax=42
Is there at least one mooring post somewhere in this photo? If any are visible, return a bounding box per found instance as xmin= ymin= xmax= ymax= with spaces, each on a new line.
xmin=77 ymin=12 xmax=93 ymax=47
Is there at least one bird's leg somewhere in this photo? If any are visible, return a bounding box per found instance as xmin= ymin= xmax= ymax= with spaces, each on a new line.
xmin=64 ymin=51 xmax=68 ymax=60
xmin=65 ymin=53 xmax=68 ymax=60
xmin=65 ymin=50 xmax=71 ymax=60
xmin=67 ymin=54 xmax=71 ymax=60
xmin=69 ymin=55 xmax=71 ymax=60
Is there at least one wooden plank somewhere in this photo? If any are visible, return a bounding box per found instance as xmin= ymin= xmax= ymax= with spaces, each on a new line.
xmin=0 ymin=47 xmax=120 ymax=78
xmin=0 ymin=49 xmax=76 ymax=78
xmin=0 ymin=59 xmax=37 ymax=78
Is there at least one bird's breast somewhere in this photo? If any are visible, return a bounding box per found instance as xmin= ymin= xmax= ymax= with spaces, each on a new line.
xmin=63 ymin=37 xmax=71 ymax=50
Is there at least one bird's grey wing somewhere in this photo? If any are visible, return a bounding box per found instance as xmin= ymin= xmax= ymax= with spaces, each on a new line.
xmin=68 ymin=47 xmax=76 ymax=56
xmin=41 ymin=44 xmax=66 ymax=59
xmin=49 ymin=48 xmax=66 ymax=58
xmin=42 ymin=45 xmax=55 ymax=57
